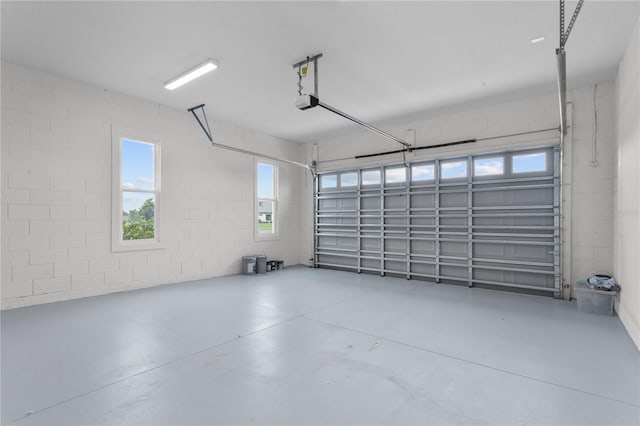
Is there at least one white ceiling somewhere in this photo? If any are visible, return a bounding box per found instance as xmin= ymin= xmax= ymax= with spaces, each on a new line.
xmin=2 ymin=1 xmax=638 ymax=143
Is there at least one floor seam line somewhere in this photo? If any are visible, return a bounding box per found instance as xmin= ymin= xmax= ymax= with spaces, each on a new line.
xmin=301 ymin=315 xmax=640 ymax=409
xmin=6 ymin=313 xmax=307 ymax=424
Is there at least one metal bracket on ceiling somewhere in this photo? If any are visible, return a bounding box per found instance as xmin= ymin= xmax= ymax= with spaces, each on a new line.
xmin=188 ymin=104 xmax=213 ymax=143
xmin=293 ymin=53 xmax=322 ymax=98
xmin=292 ymin=53 xmax=412 ymax=149
xmin=187 ymin=104 xmax=315 ymax=176
xmin=560 ymin=0 xmax=584 ymax=49
xmin=556 ymin=0 xmax=584 ymax=142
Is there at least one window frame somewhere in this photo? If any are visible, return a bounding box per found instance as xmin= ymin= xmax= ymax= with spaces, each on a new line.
xmin=255 ymin=158 xmax=279 ymax=241
xmin=111 ymin=127 xmax=164 ymax=252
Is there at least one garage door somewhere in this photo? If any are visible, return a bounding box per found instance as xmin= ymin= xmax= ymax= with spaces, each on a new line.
xmin=314 ymin=146 xmax=560 ymax=297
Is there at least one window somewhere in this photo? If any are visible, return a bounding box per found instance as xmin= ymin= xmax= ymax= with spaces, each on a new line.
xmin=112 ymin=129 xmax=162 ymax=251
xmin=340 ymin=172 xmax=358 ymax=187
xmin=411 ymin=164 xmax=435 ymax=182
xmin=512 ymin=152 xmax=547 ymax=173
xmin=320 ymin=174 xmax=337 ymax=189
xmin=361 ymin=169 xmax=381 ymax=186
xmin=256 ymin=160 xmax=277 ymax=239
xmin=474 ymin=157 xmax=504 ymax=177
xmin=440 ymin=159 xmax=467 ymax=179
xmin=385 ymin=166 xmax=406 ymax=184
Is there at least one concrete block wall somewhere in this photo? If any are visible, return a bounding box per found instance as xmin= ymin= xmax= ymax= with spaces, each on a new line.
xmin=1 ymin=61 xmax=307 ymax=309
xmin=305 ymin=82 xmax=617 ymax=298
xmin=570 ymin=84 xmax=616 ymax=284
xmin=614 ymin=16 xmax=640 ymax=350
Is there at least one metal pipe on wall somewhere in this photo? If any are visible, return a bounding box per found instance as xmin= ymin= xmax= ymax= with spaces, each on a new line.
xmin=556 ymin=49 xmax=568 ymax=143
xmin=591 ymin=84 xmax=599 ymax=167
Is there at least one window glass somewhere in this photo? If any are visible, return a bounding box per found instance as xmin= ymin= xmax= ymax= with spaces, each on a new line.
xmin=340 ymin=172 xmax=357 ymax=187
xmin=257 ymin=199 xmax=274 ymax=234
xmin=257 ymin=163 xmax=274 ymax=198
xmin=361 ymin=169 xmax=381 ymax=185
xmin=257 ymin=162 xmax=276 ymax=236
xmin=441 ymin=160 xmax=467 ymax=179
xmin=474 ymin=157 xmax=504 ymax=176
xmin=385 ymin=167 xmax=406 ymax=184
xmin=320 ymin=174 xmax=337 ymax=189
xmin=411 ymin=164 xmax=435 ymax=181
xmin=122 ymin=193 xmax=155 ymax=240
xmin=121 ymin=139 xmax=154 ymax=190
xmin=512 ymin=152 xmax=547 ymax=173
xmin=119 ymin=139 xmax=157 ymax=242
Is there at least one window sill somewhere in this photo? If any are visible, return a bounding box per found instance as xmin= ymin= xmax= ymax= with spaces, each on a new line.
xmin=254 ymin=234 xmax=280 ymax=242
xmin=112 ymin=241 xmax=167 ymax=252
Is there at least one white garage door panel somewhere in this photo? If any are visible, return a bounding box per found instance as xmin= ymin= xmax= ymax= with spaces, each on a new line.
xmin=315 ymin=146 xmax=560 ymax=297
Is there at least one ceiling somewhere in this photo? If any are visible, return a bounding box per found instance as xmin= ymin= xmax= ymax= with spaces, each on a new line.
xmin=2 ymin=1 xmax=638 ymax=143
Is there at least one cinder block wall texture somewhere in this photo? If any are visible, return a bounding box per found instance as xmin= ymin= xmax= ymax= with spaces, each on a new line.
xmin=1 ymin=61 xmax=308 ymax=309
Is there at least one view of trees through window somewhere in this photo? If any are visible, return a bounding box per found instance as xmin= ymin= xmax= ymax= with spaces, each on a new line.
xmin=123 ymin=197 xmax=154 ymax=240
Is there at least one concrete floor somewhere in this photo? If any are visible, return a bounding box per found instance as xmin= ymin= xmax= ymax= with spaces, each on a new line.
xmin=2 ymin=267 xmax=639 ymax=425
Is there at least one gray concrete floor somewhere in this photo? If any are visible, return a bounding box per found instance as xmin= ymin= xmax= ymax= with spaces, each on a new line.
xmin=2 ymin=267 xmax=639 ymax=425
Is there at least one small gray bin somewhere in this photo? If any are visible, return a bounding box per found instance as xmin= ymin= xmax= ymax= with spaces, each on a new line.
xmin=242 ymin=256 xmax=256 ymax=275
xmin=575 ymin=280 xmax=616 ymax=316
xmin=256 ymin=256 xmax=267 ymax=274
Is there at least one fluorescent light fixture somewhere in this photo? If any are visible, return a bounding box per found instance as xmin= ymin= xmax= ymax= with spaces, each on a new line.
xmin=164 ymin=59 xmax=217 ymax=90
xmin=531 ymin=36 xmax=545 ymax=44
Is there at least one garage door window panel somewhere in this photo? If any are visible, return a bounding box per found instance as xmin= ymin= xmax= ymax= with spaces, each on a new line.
xmin=512 ymin=151 xmax=549 ymax=174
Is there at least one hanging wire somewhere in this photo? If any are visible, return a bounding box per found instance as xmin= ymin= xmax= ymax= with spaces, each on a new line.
xmin=296 ymin=57 xmax=312 ymax=96
xmin=297 ymin=64 xmax=304 ymax=96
